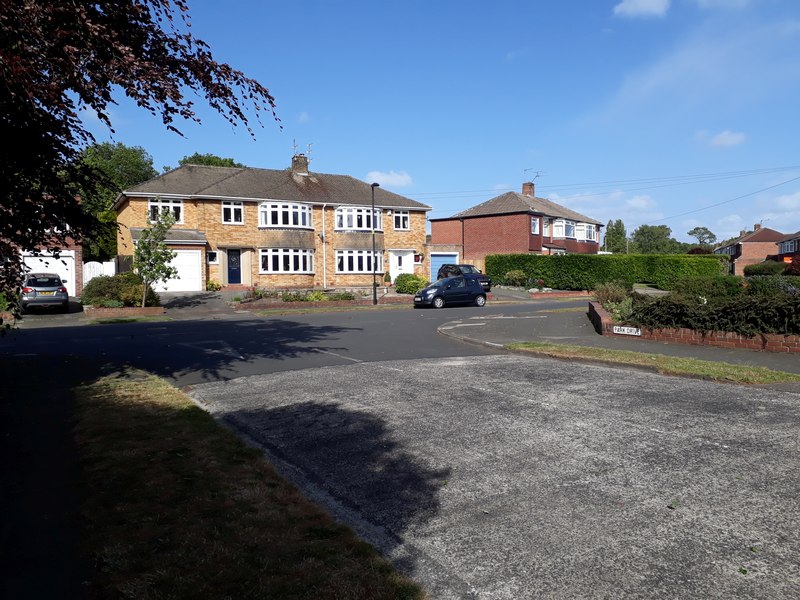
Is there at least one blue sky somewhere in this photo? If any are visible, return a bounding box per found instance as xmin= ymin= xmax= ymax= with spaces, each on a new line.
xmin=84 ymin=0 xmax=800 ymax=243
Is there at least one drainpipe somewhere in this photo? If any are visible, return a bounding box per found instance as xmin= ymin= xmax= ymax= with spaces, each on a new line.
xmin=460 ymin=218 xmax=465 ymax=261
xmin=321 ymin=203 xmax=327 ymax=288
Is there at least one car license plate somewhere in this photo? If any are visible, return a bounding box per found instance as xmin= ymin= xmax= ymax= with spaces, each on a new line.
xmin=40 ymin=291 xmax=55 ymax=296
xmin=414 ymin=296 xmax=421 ymax=302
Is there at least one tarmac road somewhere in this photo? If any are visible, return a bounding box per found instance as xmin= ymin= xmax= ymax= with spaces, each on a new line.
xmin=190 ymin=354 xmax=800 ymax=599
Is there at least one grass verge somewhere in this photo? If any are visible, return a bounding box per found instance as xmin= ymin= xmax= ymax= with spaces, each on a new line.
xmin=507 ymin=341 xmax=800 ymax=385
xmin=75 ymin=371 xmax=426 ymax=599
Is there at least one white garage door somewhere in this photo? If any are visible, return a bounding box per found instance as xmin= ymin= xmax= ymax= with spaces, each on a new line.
xmin=22 ymin=251 xmax=76 ymax=296
xmin=154 ymin=250 xmax=203 ymax=292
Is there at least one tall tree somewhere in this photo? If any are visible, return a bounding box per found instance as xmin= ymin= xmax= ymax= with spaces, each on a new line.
xmin=178 ymin=153 xmax=245 ymax=168
xmin=604 ymin=219 xmax=628 ymax=253
xmin=631 ymin=225 xmax=684 ymax=254
xmin=687 ymin=226 xmax=717 ymax=246
xmin=0 ymin=0 xmax=277 ymax=313
xmin=80 ymin=142 xmax=159 ymax=261
xmin=133 ymin=209 xmax=178 ymax=307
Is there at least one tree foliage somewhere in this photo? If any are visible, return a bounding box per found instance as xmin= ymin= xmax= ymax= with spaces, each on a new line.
xmin=133 ymin=210 xmax=177 ymax=307
xmin=630 ymin=225 xmax=688 ymax=254
xmin=179 ymin=153 xmax=245 ymax=168
xmin=80 ymin=142 xmax=159 ymax=261
xmin=687 ymin=226 xmax=717 ymax=246
xmin=604 ymin=219 xmax=628 ymax=253
xmin=0 ymin=0 xmax=278 ymax=309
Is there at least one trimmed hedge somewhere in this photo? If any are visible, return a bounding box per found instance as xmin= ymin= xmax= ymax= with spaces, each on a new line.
xmin=743 ymin=260 xmax=787 ymax=276
xmin=485 ymin=254 xmax=727 ymax=291
xmin=82 ymin=272 xmax=160 ymax=307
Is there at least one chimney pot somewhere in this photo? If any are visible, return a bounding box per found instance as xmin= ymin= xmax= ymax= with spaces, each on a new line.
xmin=522 ymin=182 xmax=535 ymax=197
xmin=291 ymin=153 xmax=309 ymax=175
xmin=754 ymin=223 xmax=761 ymax=231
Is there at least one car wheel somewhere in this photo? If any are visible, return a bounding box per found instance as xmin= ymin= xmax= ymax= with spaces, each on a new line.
xmin=62 ymin=302 xmax=69 ymax=314
xmin=475 ymin=295 xmax=486 ymax=307
xmin=432 ymin=296 xmax=445 ymax=309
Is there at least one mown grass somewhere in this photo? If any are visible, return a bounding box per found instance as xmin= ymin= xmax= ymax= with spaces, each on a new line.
xmin=74 ymin=371 xmax=426 ymax=599
xmin=508 ymin=341 xmax=800 ymax=385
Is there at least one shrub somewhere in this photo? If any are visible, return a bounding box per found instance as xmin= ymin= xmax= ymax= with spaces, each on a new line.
xmin=605 ymin=297 xmax=634 ymax=323
xmin=327 ymin=292 xmax=356 ymax=301
xmin=305 ymin=290 xmax=327 ymax=302
xmin=504 ymin=270 xmax=527 ymax=286
xmin=593 ymin=281 xmax=629 ymax=306
xmin=671 ymin=276 xmax=745 ymax=302
xmin=206 ymin=280 xmax=222 ymax=292
xmin=394 ymin=273 xmax=428 ymax=294
xmin=0 ymin=292 xmax=10 ymax=313
xmin=786 ymin=256 xmax=800 ymax=276
xmin=743 ymin=261 xmax=786 ymax=276
xmin=82 ymin=272 xmax=160 ymax=307
xmin=745 ymin=276 xmax=800 ymax=297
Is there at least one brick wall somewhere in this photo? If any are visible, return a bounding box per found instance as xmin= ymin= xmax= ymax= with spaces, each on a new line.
xmin=589 ymin=301 xmax=800 ymax=353
xmin=733 ymin=242 xmax=781 ymax=276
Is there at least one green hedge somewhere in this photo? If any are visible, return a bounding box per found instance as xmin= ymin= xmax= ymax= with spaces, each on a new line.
xmin=743 ymin=261 xmax=787 ymax=276
xmin=82 ymin=272 xmax=160 ymax=307
xmin=484 ymin=254 xmax=727 ymax=291
xmin=394 ymin=273 xmax=428 ymax=294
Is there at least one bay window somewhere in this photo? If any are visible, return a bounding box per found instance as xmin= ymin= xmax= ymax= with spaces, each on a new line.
xmin=336 ymin=249 xmax=383 ymax=273
xmin=335 ymin=206 xmax=382 ymax=231
xmin=259 ymin=202 xmax=312 ymax=228
xmin=259 ymin=248 xmax=314 ymax=273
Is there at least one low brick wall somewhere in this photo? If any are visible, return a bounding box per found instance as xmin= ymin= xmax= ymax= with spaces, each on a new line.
xmin=83 ymin=306 xmax=166 ymax=319
xmin=588 ymin=301 xmax=800 ymax=353
xmin=531 ymin=290 xmax=592 ymax=300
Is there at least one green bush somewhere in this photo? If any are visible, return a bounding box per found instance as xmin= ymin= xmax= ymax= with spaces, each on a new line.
xmin=671 ymin=276 xmax=745 ymax=302
xmin=82 ymin=272 xmax=160 ymax=307
xmin=743 ymin=261 xmax=787 ymax=276
xmin=394 ymin=273 xmax=428 ymax=294
xmin=605 ymin=297 xmax=634 ymax=323
xmin=504 ymin=270 xmax=527 ymax=287
xmin=485 ymin=254 xmax=727 ymax=291
xmin=745 ymin=276 xmax=800 ymax=297
xmin=593 ymin=281 xmax=630 ymax=306
xmin=206 ymin=280 xmax=222 ymax=291
xmin=327 ymin=292 xmax=356 ymax=301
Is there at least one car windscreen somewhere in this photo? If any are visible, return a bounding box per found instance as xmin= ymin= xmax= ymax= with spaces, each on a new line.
xmin=459 ymin=265 xmax=478 ymax=274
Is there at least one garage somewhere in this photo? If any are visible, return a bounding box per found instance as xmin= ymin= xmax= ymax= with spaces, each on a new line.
xmin=154 ymin=249 xmax=203 ymax=292
xmin=429 ymin=252 xmax=459 ymax=281
xmin=22 ymin=250 xmax=77 ymax=296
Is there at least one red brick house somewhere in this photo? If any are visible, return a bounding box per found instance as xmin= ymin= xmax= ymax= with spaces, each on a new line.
xmin=773 ymin=230 xmax=800 ymax=264
xmin=713 ymin=225 xmax=785 ymax=276
xmin=428 ymin=182 xmax=602 ymax=278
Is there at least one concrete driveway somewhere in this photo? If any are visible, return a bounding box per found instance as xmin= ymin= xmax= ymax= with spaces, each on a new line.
xmin=189 ymin=354 xmax=800 ymax=599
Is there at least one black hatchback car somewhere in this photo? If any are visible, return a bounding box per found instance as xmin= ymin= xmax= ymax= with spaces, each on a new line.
xmin=414 ymin=275 xmax=487 ymax=308
xmin=436 ymin=264 xmax=492 ymax=291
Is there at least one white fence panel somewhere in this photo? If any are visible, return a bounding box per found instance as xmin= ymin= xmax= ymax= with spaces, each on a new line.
xmin=83 ymin=261 xmax=116 ymax=285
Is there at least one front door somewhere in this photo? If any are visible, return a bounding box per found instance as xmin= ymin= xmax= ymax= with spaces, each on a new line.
xmin=227 ymin=249 xmax=242 ymax=285
xmin=389 ymin=250 xmax=414 ymax=283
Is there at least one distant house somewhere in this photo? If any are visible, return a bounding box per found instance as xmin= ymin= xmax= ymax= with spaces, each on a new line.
xmin=428 ymin=182 xmax=602 ymax=279
xmin=772 ymin=230 xmax=800 ymax=264
xmin=113 ymin=155 xmax=431 ymax=291
xmin=20 ymin=238 xmax=84 ymax=298
xmin=713 ymin=225 xmax=785 ymax=276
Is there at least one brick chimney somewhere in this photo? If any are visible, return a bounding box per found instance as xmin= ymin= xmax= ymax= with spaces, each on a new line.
xmin=522 ymin=181 xmax=535 ymax=197
xmin=291 ymin=153 xmax=309 ymax=176
xmin=754 ymin=223 xmax=761 ymax=231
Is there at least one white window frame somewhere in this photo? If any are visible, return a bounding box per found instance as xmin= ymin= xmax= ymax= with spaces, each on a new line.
xmin=149 ymin=198 xmax=183 ymax=224
xmin=393 ymin=210 xmax=410 ymax=230
xmin=222 ymin=201 xmax=244 ymax=225
xmin=335 ymin=249 xmax=384 ymax=274
xmin=258 ymin=248 xmax=315 ymax=274
xmin=207 ymin=251 xmax=219 ymax=264
xmin=531 ymin=217 xmax=540 ymax=235
xmin=565 ymin=220 xmax=576 ymax=238
xmin=543 ymin=219 xmax=550 ymax=237
xmin=584 ymin=224 xmax=597 ymax=241
xmin=259 ymin=202 xmax=313 ymax=229
xmin=553 ymin=219 xmax=565 ymax=238
xmin=335 ymin=207 xmax=383 ymax=232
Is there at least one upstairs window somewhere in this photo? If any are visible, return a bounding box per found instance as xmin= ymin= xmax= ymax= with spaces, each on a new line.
xmin=149 ymin=198 xmax=183 ymax=223
xmin=259 ymin=202 xmax=312 ymax=228
xmin=393 ymin=210 xmax=410 ymax=230
xmin=335 ymin=207 xmax=382 ymax=231
xmin=222 ymin=201 xmax=244 ymax=224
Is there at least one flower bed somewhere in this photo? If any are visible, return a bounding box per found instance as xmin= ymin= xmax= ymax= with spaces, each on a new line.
xmin=589 ymin=301 xmax=800 ymax=353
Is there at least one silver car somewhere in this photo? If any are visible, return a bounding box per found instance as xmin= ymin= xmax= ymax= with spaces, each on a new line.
xmin=20 ymin=272 xmax=69 ymax=313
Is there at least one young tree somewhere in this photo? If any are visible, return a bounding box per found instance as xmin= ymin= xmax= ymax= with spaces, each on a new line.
xmin=631 ymin=225 xmax=677 ymax=254
xmin=133 ymin=209 xmax=178 ymax=307
xmin=80 ymin=143 xmax=159 ymax=261
xmin=178 ymin=153 xmax=245 ymax=168
xmin=687 ymin=226 xmax=717 ymax=246
xmin=0 ymin=0 xmax=278 ymax=311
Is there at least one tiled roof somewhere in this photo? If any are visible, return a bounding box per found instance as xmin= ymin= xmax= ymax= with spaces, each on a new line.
xmin=715 ymin=227 xmax=785 ymax=250
xmin=780 ymin=230 xmax=800 ymax=242
xmin=433 ymin=191 xmax=602 ymax=225
xmin=118 ymin=164 xmax=430 ymax=210
xmin=131 ymin=228 xmax=207 ymax=244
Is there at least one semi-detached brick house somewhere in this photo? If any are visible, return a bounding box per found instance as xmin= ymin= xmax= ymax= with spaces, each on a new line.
xmin=772 ymin=230 xmax=800 ymax=264
xmin=713 ymin=224 xmax=784 ymax=276
xmin=113 ymin=155 xmax=431 ymax=291
xmin=428 ymin=182 xmax=603 ymax=278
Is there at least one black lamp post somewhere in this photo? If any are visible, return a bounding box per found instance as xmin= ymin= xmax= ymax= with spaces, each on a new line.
xmin=371 ymin=182 xmax=380 ymax=305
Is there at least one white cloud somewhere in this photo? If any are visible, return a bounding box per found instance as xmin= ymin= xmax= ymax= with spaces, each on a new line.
xmin=366 ymin=170 xmax=413 ymax=188
xmin=626 ymin=194 xmax=656 ymax=210
xmin=297 ymin=112 xmax=311 ymax=124
xmin=775 ymin=191 xmax=800 ymax=211
xmin=613 ymin=0 xmax=670 ymax=18
xmin=710 ymin=129 xmax=746 ymax=146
